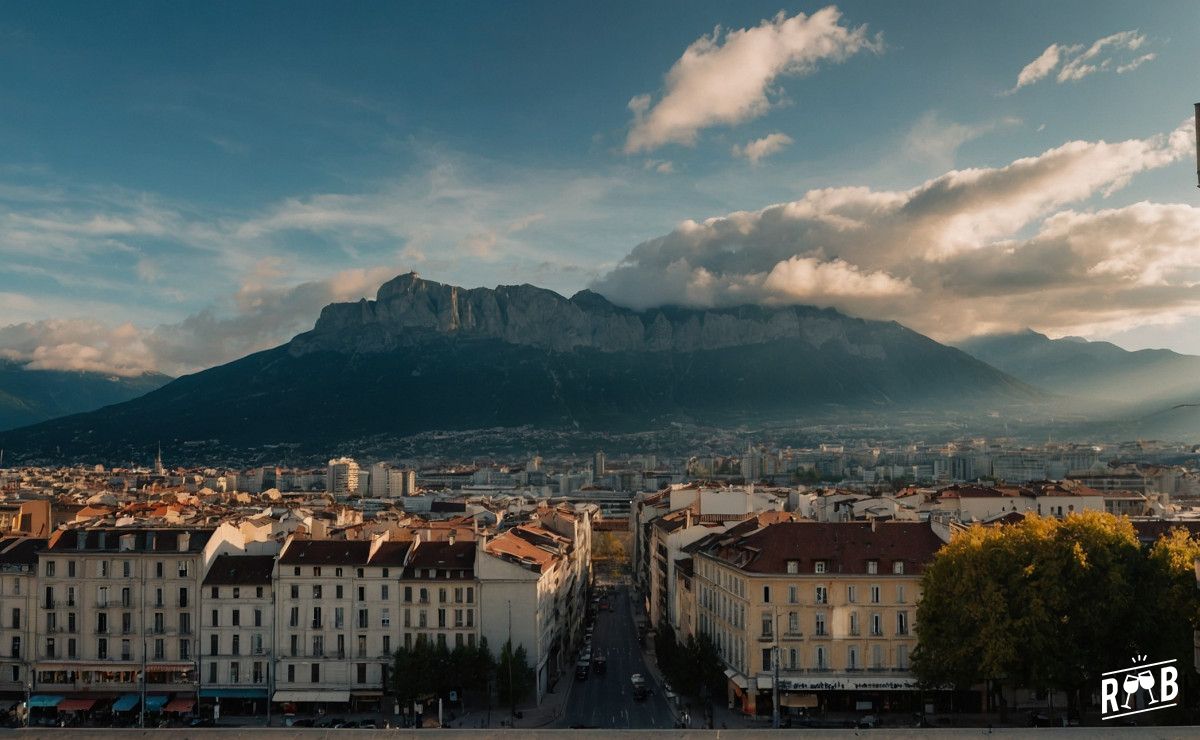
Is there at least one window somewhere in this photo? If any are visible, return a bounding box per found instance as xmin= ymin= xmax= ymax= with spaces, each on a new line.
xmin=892 ymin=561 xmax=905 ymax=575
xmin=867 ymin=560 xmax=878 ymax=575
xmin=121 ymin=587 xmax=132 ymax=608
xmin=335 ymin=568 xmax=343 ymax=577
xmin=815 ymin=646 xmax=827 ymax=670
xmin=210 ymin=635 xmax=219 ymax=656
xmin=762 ymin=586 xmax=770 ymax=604
xmin=466 ymin=587 xmax=474 ymax=604
xmin=815 ymin=586 xmax=828 ymax=605
xmin=233 ymin=587 xmax=240 ymax=599
xmin=313 ymin=567 xmax=321 ymax=577
xmin=153 ymin=639 xmax=164 ymax=660
xmin=336 ymin=585 xmax=344 ymax=599
xmin=848 ymin=645 xmax=859 ymax=670
xmin=896 ymin=644 xmax=909 ymax=670
xmin=154 ymin=587 xmax=163 ymax=607
xmin=178 ymin=561 xmax=189 ymax=578
xmin=761 ymin=648 xmax=772 ymax=671
xmin=896 ymin=611 xmax=909 ymax=636
xmin=230 ymin=662 xmax=240 ymax=684
xmin=357 ymin=635 xmax=366 ymax=658
xmin=287 ymin=664 xmax=295 ymax=683
xmin=786 ymin=560 xmax=799 ymax=574
xmin=358 ymin=609 xmax=368 ymax=629
xmin=293 ymin=567 xmax=300 ymax=576
xmin=10 ymin=636 xmax=19 ymax=658
xmin=787 ymin=586 xmax=797 ymax=604
xmin=68 ymin=561 xmax=76 ymax=578
xmin=256 ymin=587 xmax=263 ymax=598
xmin=849 ymin=612 xmax=860 ymax=636
xmin=156 ymin=562 xmax=164 ymax=578
xmin=290 ymin=585 xmax=299 ymax=599
xmin=153 ymin=612 xmax=165 ymax=634
xmin=312 ymin=607 xmax=322 ymax=628
xmin=209 ymin=663 xmax=218 ymax=683
xmin=381 ymin=585 xmax=389 ymax=601
xmin=100 ymin=561 xmax=109 ymax=578
xmin=253 ymin=662 xmax=264 ymax=683
xmin=180 ymin=639 xmax=190 ymax=660
xmin=290 ymin=635 xmax=298 ymax=657
xmin=97 ymin=638 xmax=107 ymax=660
xmin=96 ymin=612 xmax=108 ymax=633
xmin=356 ymin=568 xmax=364 ymax=578
xmin=10 ymin=608 xmax=18 ymax=629
xmin=382 ymin=609 xmax=391 ymax=627
xmin=211 ymin=609 xmax=219 ymax=627
xmin=382 ymin=568 xmax=389 ymax=578
xmin=383 ymin=635 xmax=391 ymax=654
xmin=121 ymin=612 xmax=131 ymax=634
xmin=761 ymin=612 xmax=772 ymax=637
xmin=310 ymin=664 xmax=320 ymax=683
xmin=871 ymin=645 xmax=884 ymax=669
xmin=178 ymin=587 xmax=188 ymax=608
xmin=211 ymin=586 xmax=219 ymax=599
xmin=312 ymin=635 xmax=323 ymax=657
xmin=123 ymin=561 xmax=131 ymax=578
xmin=787 ymin=611 xmax=799 ymax=634
xmin=871 ymin=613 xmax=882 ymax=636
xmin=404 ymin=587 xmax=413 ymax=603
xmin=232 ymin=635 xmax=240 ymax=655
xmin=870 ymin=585 xmax=881 ymax=604
xmin=437 ymin=609 xmax=446 ymax=628
xmin=896 ymin=585 xmax=906 ymax=604
xmin=357 ymin=663 xmax=367 ymax=684
xmin=121 ymin=639 xmax=131 ymax=661
xmin=335 ymin=607 xmax=345 ymax=629
xmin=358 ymin=586 xmax=366 ymax=601
xmin=815 ymin=612 xmax=827 ymax=636
xmin=439 ymin=587 xmax=447 ymax=603
xmin=847 ymin=585 xmax=857 ymax=603
xmin=180 ymin=612 xmax=191 ymax=635
xmin=419 ymin=588 xmax=428 ymax=603
xmin=814 ymin=560 xmax=826 ymax=574
xmin=254 ymin=608 xmax=263 ymax=627
xmin=313 ymin=585 xmax=322 ymax=599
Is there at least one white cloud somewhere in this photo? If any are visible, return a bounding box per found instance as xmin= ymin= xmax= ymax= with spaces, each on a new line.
xmin=624 ymin=7 xmax=880 ymax=153
xmin=593 ymin=119 xmax=1198 ymax=342
xmin=901 ymin=113 xmax=1020 ymax=170
xmin=732 ymin=132 xmax=794 ymax=164
xmin=1009 ymin=30 xmax=1154 ymax=93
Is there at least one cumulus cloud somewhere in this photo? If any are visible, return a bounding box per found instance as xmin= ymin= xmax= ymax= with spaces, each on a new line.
xmin=0 ymin=265 xmax=401 ymax=377
xmin=732 ymin=132 xmax=794 ymax=164
xmin=1008 ymin=30 xmax=1154 ymax=93
xmin=593 ymin=119 xmax=1198 ymax=342
xmin=902 ymin=113 xmax=1021 ymax=170
xmin=624 ymin=7 xmax=880 ymax=153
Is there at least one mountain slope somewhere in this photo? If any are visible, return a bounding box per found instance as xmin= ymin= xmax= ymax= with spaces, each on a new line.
xmin=957 ymin=330 xmax=1200 ymax=405
xmin=0 ymin=274 xmax=1041 ymax=461
xmin=0 ymin=360 xmax=170 ymax=431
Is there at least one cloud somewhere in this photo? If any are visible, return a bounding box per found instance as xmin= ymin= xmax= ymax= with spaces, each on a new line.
xmin=901 ymin=113 xmax=1020 ymax=170
xmin=624 ymin=7 xmax=880 ymax=153
xmin=593 ymin=119 xmax=1198 ymax=342
xmin=732 ymin=133 xmax=794 ymax=164
xmin=0 ymin=265 xmax=401 ymax=377
xmin=1008 ymin=30 xmax=1154 ymax=93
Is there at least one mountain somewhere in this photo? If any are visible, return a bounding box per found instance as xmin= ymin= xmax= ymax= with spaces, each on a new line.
xmin=957 ymin=330 xmax=1200 ymax=406
xmin=0 ymin=360 xmax=170 ymax=432
xmin=0 ymin=274 xmax=1040 ymax=462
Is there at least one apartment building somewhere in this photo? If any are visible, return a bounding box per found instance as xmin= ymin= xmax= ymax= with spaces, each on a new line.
xmin=32 ymin=528 xmax=211 ymax=712
xmin=0 ymin=538 xmax=41 ymax=701
xmin=689 ymin=520 xmax=943 ymax=716
xmin=199 ymin=554 xmax=275 ymax=715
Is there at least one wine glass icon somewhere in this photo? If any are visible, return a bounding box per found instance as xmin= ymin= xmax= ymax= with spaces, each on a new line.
xmin=1138 ymin=670 xmax=1158 ymax=704
xmin=1121 ymin=673 xmax=1140 ymax=709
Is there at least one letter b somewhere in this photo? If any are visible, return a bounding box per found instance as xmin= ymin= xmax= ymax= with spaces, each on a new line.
xmin=1160 ymin=666 xmax=1179 ymax=703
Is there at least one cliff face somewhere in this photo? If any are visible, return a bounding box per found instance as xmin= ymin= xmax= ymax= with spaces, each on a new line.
xmin=289 ymin=272 xmax=891 ymax=358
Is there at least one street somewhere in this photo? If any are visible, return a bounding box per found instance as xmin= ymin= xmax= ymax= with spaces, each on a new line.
xmin=558 ymin=585 xmax=677 ymax=729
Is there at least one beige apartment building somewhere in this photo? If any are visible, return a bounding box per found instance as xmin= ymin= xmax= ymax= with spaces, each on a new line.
xmin=31 ymin=528 xmax=211 ymax=714
xmin=0 ymin=537 xmax=41 ymax=702
xmin=689 ymin=520 xmax=944 ymax=716
xmin=199 ymin=553 xmax=275 ymax=716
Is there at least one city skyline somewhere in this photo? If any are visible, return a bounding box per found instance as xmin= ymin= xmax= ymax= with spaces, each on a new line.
xmin=1 ymin=1 xmax=1199 ymax=378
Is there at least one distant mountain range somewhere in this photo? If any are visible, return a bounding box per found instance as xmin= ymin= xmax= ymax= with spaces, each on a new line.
xmin=957 ymin=330 xmax=1200 ymax=407
xmin=0 ymin=360 xmax=170 ymax=432
xmin=0 ymin=274 xmax=1040 ymax=462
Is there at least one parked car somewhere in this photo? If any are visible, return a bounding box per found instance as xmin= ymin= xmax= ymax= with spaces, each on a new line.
xmin=631 ymin=673 xmax=650 ymax=700
xmin=593 ymin=656 xmax=607 ymax=675
xmin=576 ymin=660 xmax=590 ymax=680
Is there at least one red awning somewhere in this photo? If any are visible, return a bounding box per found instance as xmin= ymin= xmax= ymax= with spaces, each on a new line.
xmin=57 ymin=698 xmax=97 ymax=712
xmin=163 ymin=698 xmax=195 ymax=713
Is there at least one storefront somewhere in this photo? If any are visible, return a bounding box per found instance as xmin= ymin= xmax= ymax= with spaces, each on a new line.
xmin=272 ymin=689 xmax=351 ymax=716
xmin=199 ymin=688 xmax=269 ymax=718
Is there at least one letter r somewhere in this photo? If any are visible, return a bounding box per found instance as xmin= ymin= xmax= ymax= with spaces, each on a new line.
xmin=1101 ymin=678 xmax=1119 ymax=714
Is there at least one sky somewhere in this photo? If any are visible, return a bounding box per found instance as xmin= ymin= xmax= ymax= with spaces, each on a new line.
xmin=1 ymin=0 xmax=1198 ymax=376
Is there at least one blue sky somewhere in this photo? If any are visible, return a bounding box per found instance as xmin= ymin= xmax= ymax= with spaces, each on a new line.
xmin=0 ymin=1 xmax=1198 ymax=375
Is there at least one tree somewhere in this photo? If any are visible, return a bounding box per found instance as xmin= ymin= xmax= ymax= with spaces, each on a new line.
xmin=912 ymin=512 xmax=1160 ymax=717
xmin=495 ymin=639 xmax=534 ymax=711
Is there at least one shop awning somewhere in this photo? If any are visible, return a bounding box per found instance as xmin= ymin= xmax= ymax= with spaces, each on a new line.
xmin=351 ymin=691 xmax=383 ymax=697
xmin=723 ymin=668 xmax=748 ymax=690
xmin=200 ymin=688 xmax=268 ymax=699
xmin=145 ymin=664 xmax=192 ymax=672
xmin=57 ymin=698 xmax=97 ymax=712
xmin=756 ymin=676 xmax=773 ymax=690
xmin=27 ymin=695 xmax=64 ymax=709
xmin=144 ymin=695 xmax=169 ymax=711
xmin=781 ymin=693 xmax=819 ymax=708
xmin=163 ymin=698 xmax=194 ymax=713
xmin=111 ymin=694 xmax=139 ymax=712
xmin=272 ymin=690 xmax=350 ymax=703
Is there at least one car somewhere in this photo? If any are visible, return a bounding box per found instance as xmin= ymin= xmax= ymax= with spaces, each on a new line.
xmin=598 ymin=600 xmax=609 ymax=611
xmin=358 ymin=721 xmax=377 ymax=729
xmin=340 ymin=720 xmax=361 ymax=729
xmin=631 ymin=673 xmax=650 ymax=700
xmin=857 ymin=714 xmax=878 ymax=729
xmin=575 ymin=662 xmax=589 ymax=680
xmin=593 ymin=656 xmax=607 ymax=675
xmin=187 ymin=718 xmax=216 ymax=728
xmin=580 ymin=650 xmax=592 ymax=663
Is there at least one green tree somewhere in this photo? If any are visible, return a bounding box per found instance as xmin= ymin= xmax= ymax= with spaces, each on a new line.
xmin=495 ymin=639 xmax=534 ymax=711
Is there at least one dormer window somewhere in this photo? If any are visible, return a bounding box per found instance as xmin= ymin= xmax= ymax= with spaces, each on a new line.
xmin=786 ymin=560 xmax=799 ymax=575
xmin=814 ymin=561 xmax=827 ymax=574
xmin=867 ymin=560 xmax=879 ymax=574
xmin=892 ymin=561 xmax=905 ymax=575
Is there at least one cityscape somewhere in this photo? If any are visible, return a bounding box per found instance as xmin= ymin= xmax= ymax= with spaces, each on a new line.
xmin=0 ymin=1 xmax=1199 ymax=736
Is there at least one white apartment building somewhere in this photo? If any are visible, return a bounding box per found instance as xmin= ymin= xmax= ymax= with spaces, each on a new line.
xmin=0 ymin=537 xmax=40 ymax=701
xmin=199 ymin=554 xmax=275 ymax=716
xmin=326 ymin=458 xmax=361 ymax=496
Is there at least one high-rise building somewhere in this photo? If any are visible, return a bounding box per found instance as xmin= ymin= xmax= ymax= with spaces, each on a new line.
xmin=593 ymin=450 xmax=606 ymax=477
xmin=326 ymin=457 xmax=360 ymax=495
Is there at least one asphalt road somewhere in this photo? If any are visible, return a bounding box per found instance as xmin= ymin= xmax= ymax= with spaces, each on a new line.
xmin=559 ymin=586 xmax=676 ymax=729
